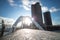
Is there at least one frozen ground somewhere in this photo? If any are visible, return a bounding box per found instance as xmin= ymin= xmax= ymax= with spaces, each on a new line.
xmin=0 ymin=29 xmax=60 ymax=40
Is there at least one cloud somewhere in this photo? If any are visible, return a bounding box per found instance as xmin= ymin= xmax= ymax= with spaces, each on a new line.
xmin=22 ymin=0 xmax=40 ymax=10
xmin=41 ymin=6 xmax=48 ymax=12
xmin=22 ymin=0 xmax=30 ymax=10
xmin=41 ymin=6 xmax=60 ymax=13
xmin=21 ymin=0 xmax=49 ymax=12
xmin=8 ymin=0 xmax=60 ymax=12
xmin=23 ymin=5 xmax=30 ymax=10
xmin=22 ymin=0 xmax=60 ymax=12
xmin=49 ymin=7 xmax=60 ymax=12
xmin=8 ymin=0 xmax=17 ymax=7
xmin=8 ymin=0 xmax=44 ymax=11
xmin=22 ymin=0 xmax=29 ymax=6
xmin=0 ymin=16 xmax=15 ymax=25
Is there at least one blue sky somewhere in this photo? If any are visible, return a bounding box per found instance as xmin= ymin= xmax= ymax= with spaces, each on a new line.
xmin=0 ymin=0 xmax=60 ymax=25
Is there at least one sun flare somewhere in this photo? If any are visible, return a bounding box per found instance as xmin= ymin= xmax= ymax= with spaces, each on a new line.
xmin=23 ymin=17 xmax=32 ymax=26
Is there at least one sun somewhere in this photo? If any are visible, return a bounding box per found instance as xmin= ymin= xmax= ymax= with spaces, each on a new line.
xmin=23 ymin=17 xmax=32 ymax=26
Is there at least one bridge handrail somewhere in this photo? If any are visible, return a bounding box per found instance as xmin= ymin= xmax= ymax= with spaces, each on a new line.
xmin=32 ymin=20 xmax=44 ymax=30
